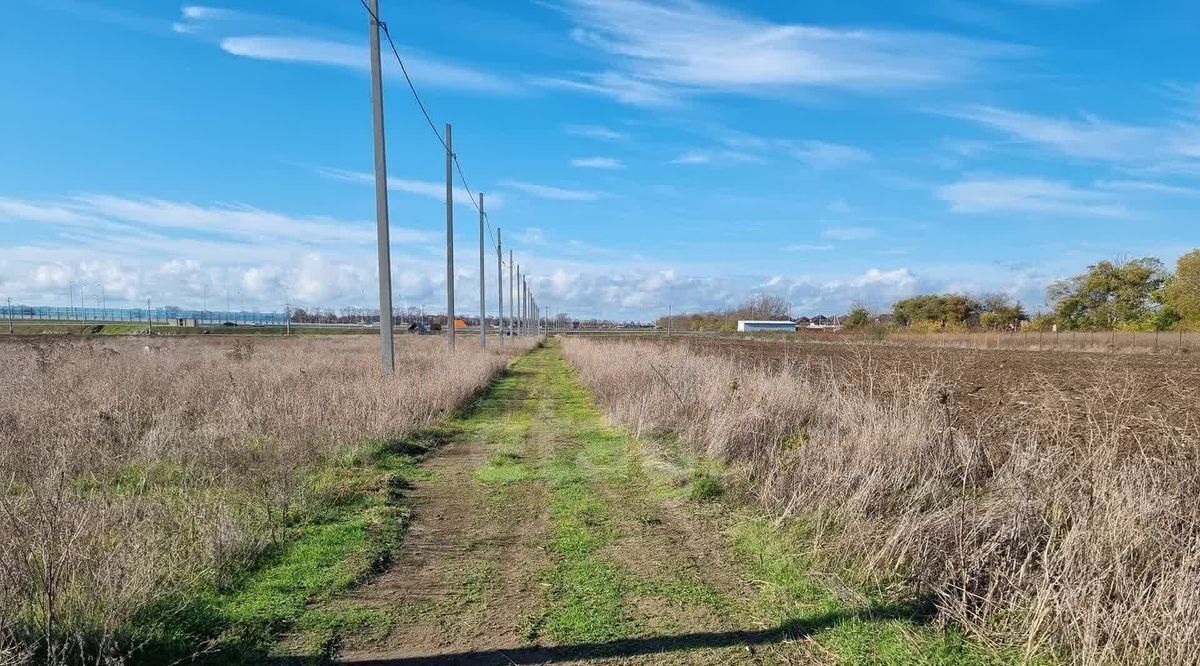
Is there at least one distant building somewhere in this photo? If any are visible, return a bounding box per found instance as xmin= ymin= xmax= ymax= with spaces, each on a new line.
xmin=737 ymin=320 xmax=797 ymax=333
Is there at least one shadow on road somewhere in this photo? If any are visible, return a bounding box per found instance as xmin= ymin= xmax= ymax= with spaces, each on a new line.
xmin=269 ymin=603 xmax=917 ymax=665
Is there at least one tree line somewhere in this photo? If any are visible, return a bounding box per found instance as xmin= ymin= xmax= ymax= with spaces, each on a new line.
xmin=874 ymin=249 xmax=1200 ymax=332
xmin=662 ymin=249 xmax=1200 ymax=334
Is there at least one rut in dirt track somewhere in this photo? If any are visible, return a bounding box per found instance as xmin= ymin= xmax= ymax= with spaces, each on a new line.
xmin=326 ymin=346 xmax=816 ymax=665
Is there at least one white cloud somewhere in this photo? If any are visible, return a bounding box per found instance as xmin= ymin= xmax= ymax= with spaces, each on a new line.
xmin=570 ymin=156 xmax=624 ymax=169
xmin=550 ymin=0 xmax=1025 ymax=106
xmin=785 ymin=243 xmax=835 ymax=252
xmin=498 ymin=179 xmax=605 ymax=201
xmin=176 ymin=7 xmax=517 ymax=95
xmin=533 ymin=72 xmax=679 ymax=107
xmin=671 ymin=150 xmax=712 ymax=165
xmin=181 ymin=5 xmax=231 ymax=20
xmin=788 ymin=140 xmax=872 ymax=167
xmin=2 ymin=194 xmax=392 ymax=245
xmin=670 ymin=149 xmax=761 ymax=165
xmin=1095 ymin=179 xmax=1200 ymax=197
xmin=936 ymin=177 xmax=1128 ymax=217
xmin=217 ymin=35 xmax=517 ymax=94
xmin=515 ymin=227 xmax=547 ymax=245
xmin=822 ymin=226 xmax=880 ymax=240
xmin=314 ymin=167 xmax=497 ymax=209
xmin=565 ymin=124 xmax=628 ymax=141
xmin=947 ymin=105 xmax=1200 ymax=165
xmin=0 ymin=197 xmax=100 ymax=225
xmin=677 ymin=129 xmax=869 ymax=167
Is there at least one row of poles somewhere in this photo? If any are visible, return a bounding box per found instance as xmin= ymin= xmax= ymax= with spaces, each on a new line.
xmin=367 ymin=0 xmax=542 ymax=374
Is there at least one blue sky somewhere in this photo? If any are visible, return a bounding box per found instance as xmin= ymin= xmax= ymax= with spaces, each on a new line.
xmin=1 ymin=0 xmax=1197 ymax=320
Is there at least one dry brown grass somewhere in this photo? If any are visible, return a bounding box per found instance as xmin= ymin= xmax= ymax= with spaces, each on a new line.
xmin=0 ymin=334 xmax=533 ymax=664
xmin=562 ymin=336 xmax=1200 ymax=665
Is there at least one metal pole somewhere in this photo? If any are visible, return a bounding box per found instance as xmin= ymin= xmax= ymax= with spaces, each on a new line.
xmin=445 ymin=122 xmax=456 ymax=349
xmin=509 ymin=254 xmax=514 ymax=338
xmin=146 ymin=297 xmax=152 ymax=332
xmin=496 ymin=228 xmax=503 ymax=344
xmin=285 ymin=302 xmax=291 ymax=335
xmin=368 ymin=0 xmax=395 ymax=373
xmin=479 ymin=192 xmax=486 ymax=349
xmin=7 ymin=297 xmax=11 ymax=334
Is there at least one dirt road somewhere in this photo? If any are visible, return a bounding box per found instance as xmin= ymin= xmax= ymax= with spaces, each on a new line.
xmin=278 ymin=343 xmax=1017 ymax=665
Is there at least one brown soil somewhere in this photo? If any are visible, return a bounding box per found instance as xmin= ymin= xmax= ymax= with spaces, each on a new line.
xmin=619 ymin=336 xmax=1200 ymax=431
xmin=335 ymin=397 xmax=552 ymax=662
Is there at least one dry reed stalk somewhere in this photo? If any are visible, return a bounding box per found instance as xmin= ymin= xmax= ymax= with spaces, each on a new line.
xmin=0 ymin=335 xmax=534 ymax=664
xmin=561 ymin=337 xmax=1200 ymax=665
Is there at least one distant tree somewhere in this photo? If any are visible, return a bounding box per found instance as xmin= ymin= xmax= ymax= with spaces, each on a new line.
xmin=893 ymin=294 xmax=981 ymax=328
xmin=1164 ymin=249 xmax=1200 ymax=327
xmin=979 ymin=293 xmax=1025 ymax=330
xmin=1024 ymin=313 xmax=1056 ymax=332
xmin=1047 ymin=257 xmax=1168 ymax=330
xmin=843 ymin=306 xmax=872 ymax=330
xmin=743 ymin=294 xmax=792 ymax=320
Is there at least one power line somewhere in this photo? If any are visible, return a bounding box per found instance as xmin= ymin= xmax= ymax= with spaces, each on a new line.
xmin=359 ymin=0 xmax=446 ymax=152
xmin=359 ymin=0 xmax=501 ymax=251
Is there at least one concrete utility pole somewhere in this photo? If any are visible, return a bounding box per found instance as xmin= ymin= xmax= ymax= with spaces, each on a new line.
xmin=496 ymin=228 xmax=503 ymax=344
xmin=445 ymin=122 xmax=456 ymax=349
xmin=509 ymin=253 xmax=515 ymax=338
xmin=478 ymin=192 xmax=486 ymax=349
xmin=516 ymin=264 xmax=522 ymax=336
xmin=368 ymin=0 xmax=395 ymax=374
xmin=7 ymin=297 xmax=12 ymax=334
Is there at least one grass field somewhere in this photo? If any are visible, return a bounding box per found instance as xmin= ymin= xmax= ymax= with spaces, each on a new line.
xmin=0 ymin=335 xmax=533 ymax=664
xmin=5 ymin=333 xmax=1196 ymax=664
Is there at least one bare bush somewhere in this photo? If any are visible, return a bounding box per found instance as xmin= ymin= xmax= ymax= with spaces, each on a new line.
xmin=562 ymin=337 xmax=1200 ymax=664
xmin=0 ymin=335 xmax=532 ymax=664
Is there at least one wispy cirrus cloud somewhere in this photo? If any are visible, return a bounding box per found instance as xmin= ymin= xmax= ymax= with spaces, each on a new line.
xmin=570 ymin=156 xmax=624 ymax=169
xmin=498 ymin=179 xmax=606 ymax=201
xmin=1094 ymin=179 xmax=1200 ymax=197
xmin=564 ymin=124 xmax=628 ymax=141
xmin=544 ymin=0 xmax=1026 ymax=106
xmin=176 ymin=7 xmax=518 ymax=94
xmin=0 ymin=193 xmax=435 ymax=248
xmin=788 ymin=140 xmax=873 ymax=167
xmin=314 ymin=166 xmax=499 ymax=208
xmin=936 ymin=176 xmax=1128 ymax=217
xmin=679 ymin=128 xmax=871 ymax=167
xmin=785 ymin=243 xmax=836 ymax=252
xmin=670 ymin=149 xmax=761 ymax=165
xmin=945 ymin=105 xmax=1200 ymax=166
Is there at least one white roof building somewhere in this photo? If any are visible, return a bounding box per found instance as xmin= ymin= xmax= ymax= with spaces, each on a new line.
xmin=737 ymin=320 xmax=797 ymax=332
